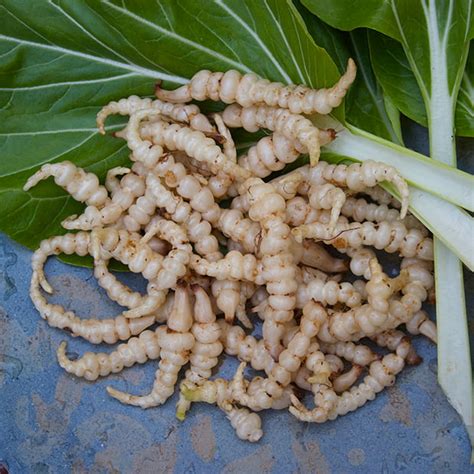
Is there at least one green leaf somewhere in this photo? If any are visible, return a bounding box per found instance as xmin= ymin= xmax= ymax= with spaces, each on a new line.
xmin=294 ymin=1 xmax=349 ymax=71
xmin=0 ymin=0 xmax=341 ymax=250
xmin=383 ymin=95 xmax=404 ymax=144
xmin=345 ymin=29 xmax=403 ymax=144
xmin=60 ymin=254 xmax=129 ymax=271
xmin=303 ymin=0 xmax=473 ymax=138
xmin=456 ymin=46 xmax=474 ymax=137
xmin=301 ymin=0 xmax=400 ymax=39
xmin=370 ymin=33 xmax=474 ymax=137
xmin=369 ymin=31 xmax=428 ymax=128
xmin=296 ymin=1 xmax=403 ymax=142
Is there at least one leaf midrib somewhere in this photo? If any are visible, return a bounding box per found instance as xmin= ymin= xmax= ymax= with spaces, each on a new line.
xmin=215 ymin=0 xmax=292 ymax=83
xmin=0 ymin=33 xmax=186 ymax=82
xmin=0 ymin=73 xmax=138 ymax=90
xmin=102 ymin=0 xmax=253 ymax=74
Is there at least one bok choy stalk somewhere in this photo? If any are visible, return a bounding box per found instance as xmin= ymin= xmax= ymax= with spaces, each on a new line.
xmin=303 ymin=0 xmax=474 ymax=452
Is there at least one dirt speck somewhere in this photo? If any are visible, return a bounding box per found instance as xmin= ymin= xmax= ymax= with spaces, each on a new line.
xmin=190 ymin=414 xmax=216 ymax=462
xmin=292 ymin=440 xmax=330 ymax=474
xmin=222 ymin=444 xmax=274 ymax=474
xmin=332 ymin=238 xmax=347 ymax=250
xmin=132 ymin=429 xmax=177 ymax=474
xmin=347 ymin=448 xmax=366 ymax=466
xmin=379 ymin=386 xmax=412 ymax=426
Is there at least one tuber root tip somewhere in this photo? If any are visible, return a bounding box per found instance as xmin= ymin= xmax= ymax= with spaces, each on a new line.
xmin=175 ymin=401 xmax=188 ymax=421
xmin=106 ymin=386 xmax=135 ymax=405
xmin=106 ymin=386 xmax=123 ymax=400
xmin=346 ymin=58 xmax=357 ymax=80
xmin=40 ymin=277 xmax=54 ymax=295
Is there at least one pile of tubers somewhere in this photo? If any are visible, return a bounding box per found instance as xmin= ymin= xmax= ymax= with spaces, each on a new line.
xmin=26 ymin=61 xmax=436 ymax=441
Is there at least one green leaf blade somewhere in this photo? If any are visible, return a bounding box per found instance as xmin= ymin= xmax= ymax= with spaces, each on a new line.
xmin=369 ymin=31 xmax=428 ymax=128
xmin=296 ymin=1 xmax=403 ymax=142
xmin=345 ymin=29 xmax=403 ymax=144
xmin=305 ymin=0 xmax=473 ymax=136
xmin=0 ymin=0 xmax=345 ymax=249
xmin=455 ymin=46 xmax=474 ymax=137
xmin=301 ymin=0 xmax=400 ymax=39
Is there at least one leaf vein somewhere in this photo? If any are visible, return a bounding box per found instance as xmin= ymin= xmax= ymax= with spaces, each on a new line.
xmin=262 ymin=0 xmax=305 ymax=83
xmin=102 ymin=0 xmax=252 ymax=73
xmin=0 ymin=73 xmax=139 ymax=91
xmin=214 ymin=0 xmax=291 ymax=82
xmin=0 ymin=33 xmax=187 ymax=83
